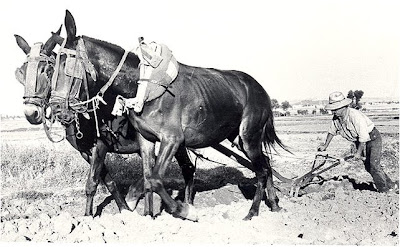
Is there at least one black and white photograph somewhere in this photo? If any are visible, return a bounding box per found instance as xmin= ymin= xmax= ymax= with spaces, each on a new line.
xmin=1 ymin=0 xmax=399 ymax=245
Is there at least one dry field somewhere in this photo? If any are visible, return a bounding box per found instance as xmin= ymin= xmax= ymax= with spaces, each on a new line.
xmin=1 ymin=111 xmax=399 ymax=245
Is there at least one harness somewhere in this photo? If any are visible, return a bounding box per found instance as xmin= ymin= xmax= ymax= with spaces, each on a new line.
xmin=50 ymin=37 xmax=131 ymax=138
xmin=50 ymin=36 xmax=178 ymax=139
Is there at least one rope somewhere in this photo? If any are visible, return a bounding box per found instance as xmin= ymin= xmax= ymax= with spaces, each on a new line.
xmin=42 ymin=107 xmax=65 ymax=143
xmin=188 ymin=149 xmax=233 ymax=167
xmin=263 ymin=151 xmax=339 ymax=162
xmin=69 ymin=95 xmax=106 ymax=138
xmin=69 ymin=94 xmax=107 ymax=107
xmin=188 ymin=145 xmax=339 ymax=169
xmin=92 ymin=98 xmax=100 ymax=137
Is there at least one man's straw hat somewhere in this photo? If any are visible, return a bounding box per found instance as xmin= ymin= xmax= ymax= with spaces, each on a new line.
xmin=325 ymin=91 xmax=352 ymax=110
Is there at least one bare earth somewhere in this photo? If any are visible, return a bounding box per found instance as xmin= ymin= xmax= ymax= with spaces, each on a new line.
xmin=1 ymin=114 xmax=399 ymax=245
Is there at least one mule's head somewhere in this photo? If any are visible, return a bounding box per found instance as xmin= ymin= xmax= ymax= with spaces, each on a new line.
xmin=48 ymin=10 xmax=88 ymax=124
xmin=15 ymin=27 xmax=61 ymax=124
xmin=49 ymin=10 xmax=141 ymax=123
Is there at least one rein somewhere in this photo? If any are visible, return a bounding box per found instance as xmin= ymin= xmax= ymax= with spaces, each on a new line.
xmin=98 ymin=49 xmax=131 ymax=97
xmin=42 ymin=105 xmax=65 ymax=143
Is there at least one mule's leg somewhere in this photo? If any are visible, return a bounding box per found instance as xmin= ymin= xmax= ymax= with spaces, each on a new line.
xmin=175 ymin=145 xmax=196 ymax=205
xmin=240 ymin=119 xmax=280 ymax=220
xmin=262 ymin=155 xmax=281 ymax=211
xmin=125 ymin=178 xmax=145 ymax=211
xmin=80 ymin=152 xmax=95 ymax=216
xmin=134 ymin=134 xmax=155 ymax=217
xmin=83 ymin=140 xmax=108 ymax=216
xmin=100 ymin=167 xmax=130 ymax=212
xmin=241 ymin=138 xmax=267 ymax=220
xmin=125 ymin=146 xmax=195 ymax=210
xmin=142 ymin=133 xmax=196 ymax=220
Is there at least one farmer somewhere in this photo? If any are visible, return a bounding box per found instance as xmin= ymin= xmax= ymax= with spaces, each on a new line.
xmin=317 ymin=91 xmax=396 ymax=192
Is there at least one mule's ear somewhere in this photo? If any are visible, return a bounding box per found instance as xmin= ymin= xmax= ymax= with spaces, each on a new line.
xmin=43 ymin=25 xmax=63 ymax=55
xmin=14 ymin=34 xmax=31 ymax=54
xmin=51 ymin=32 xmax=65 ymax=46
xmin=54 ymin=24 xmax=62 ymax=35
xmin=65 ymin=10 xmax=77 ymax=43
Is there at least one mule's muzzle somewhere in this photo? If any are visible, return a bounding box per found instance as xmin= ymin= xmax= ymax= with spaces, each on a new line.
xmin=23 ymin=104 xmax=43 ymax=125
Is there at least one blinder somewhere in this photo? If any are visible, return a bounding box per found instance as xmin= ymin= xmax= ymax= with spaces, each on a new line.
xmin=24 ymin=42 xmax=43 ymax=98
xmin=51 ymin=38 xmax=96 ymax=104
xmin=65 ymin=55 xmax=85 ymax=79
xmin=21 ymin=42 xmax=55 ymax=107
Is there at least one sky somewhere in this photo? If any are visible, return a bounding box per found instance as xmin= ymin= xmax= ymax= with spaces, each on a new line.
xmin=0 ymin=0 xmax=399 ymax=115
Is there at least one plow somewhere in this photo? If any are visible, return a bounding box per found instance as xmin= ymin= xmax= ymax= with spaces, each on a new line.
xmin=275 ymin=154 xmax=353 ymax=197
xmin=190 ymin=141 xmax=354 ymax=197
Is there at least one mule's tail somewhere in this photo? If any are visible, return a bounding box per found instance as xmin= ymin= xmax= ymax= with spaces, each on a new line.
xmin=262 ymin=110 xmax=292 ymax=156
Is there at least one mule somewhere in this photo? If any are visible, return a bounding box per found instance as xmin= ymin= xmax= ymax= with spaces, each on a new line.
xmin=49 ymin=10 xmax=288 ymax=220
xmin=15 ymin=30 xmax=196 ymax=216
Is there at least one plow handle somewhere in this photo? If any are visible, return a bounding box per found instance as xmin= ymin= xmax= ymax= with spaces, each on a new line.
xmin=289 ymin=154 xmax=355 ymax=197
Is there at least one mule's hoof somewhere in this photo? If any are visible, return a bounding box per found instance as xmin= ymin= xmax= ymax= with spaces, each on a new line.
xmin=119 ymin=204 xmax=131 ymax=213
xmin=243 ymin=212 xmax=257 ymax=221
xmin=84 ymin=212 xmax=93 ymax=217
xmin=126 ymin=199 xmax=139 ymax=211
xmin=271 ymin=206 xmax=283 ymax=212
xmin=178 ymin=204 xmax=198 ymax=222
xmin=243 ymin=215 xmax=252 ymax=221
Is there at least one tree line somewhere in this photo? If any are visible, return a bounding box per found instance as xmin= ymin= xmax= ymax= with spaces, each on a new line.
xmin=271 ymin=89 xmax=365 ymax=115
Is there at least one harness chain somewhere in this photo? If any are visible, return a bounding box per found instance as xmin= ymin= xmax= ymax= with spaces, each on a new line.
xmin=74 ymin=112 xmax=83 ymax=139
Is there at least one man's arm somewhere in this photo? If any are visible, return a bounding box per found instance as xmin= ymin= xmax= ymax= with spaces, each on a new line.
xmin=318 ymin=133 xmax=334 ymax=151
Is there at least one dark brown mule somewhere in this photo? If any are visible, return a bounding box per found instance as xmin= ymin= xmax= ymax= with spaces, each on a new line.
xmin=15 ymin=30 xmax=196 ymax=216
xmin=50 ymin=10 xmax=288 ymax=220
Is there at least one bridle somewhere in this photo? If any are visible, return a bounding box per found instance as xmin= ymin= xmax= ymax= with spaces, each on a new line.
xmin=50 ymin=38 xmax=93 ymax=120
xmin=16 ymin=42 xmax=66 ymax=142
xmin=49 ymin=36 xmax=130 ymax=139
xmin=16 ymin=42 xmax=55 ymax=107
xmin=49 ymin=37 xmax=101 ymax=138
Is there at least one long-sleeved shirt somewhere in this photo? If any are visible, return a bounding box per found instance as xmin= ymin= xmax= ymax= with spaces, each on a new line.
xmin=327 ymin=108 xmax=375 ymax=142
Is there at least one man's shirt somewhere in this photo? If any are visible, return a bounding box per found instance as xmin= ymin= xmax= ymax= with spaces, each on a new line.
xmin=328 ymin=108 xmax=375 ymax=142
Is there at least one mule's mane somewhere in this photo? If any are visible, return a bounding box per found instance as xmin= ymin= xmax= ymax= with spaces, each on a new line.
xmin=82 ymin=35 xmax=140 ymax=67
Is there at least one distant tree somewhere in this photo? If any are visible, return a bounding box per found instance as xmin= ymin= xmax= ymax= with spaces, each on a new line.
xmin=354 ymin=90 xmax=364 ymax=103
xmin=347 ymin=90 xmax=354 ymax=99
xmin=271 ymin=98 xmax=279 ymax=109
xmin=320 ymin=108 xmax=328 ymax=115
xmin=347 ymin=90 xmax=364 ymax=109
xmin=281 ymin=101 xmax=291 ymax=111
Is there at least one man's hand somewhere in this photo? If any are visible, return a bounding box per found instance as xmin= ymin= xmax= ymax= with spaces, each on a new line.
xmin=317 ymin=145 xmax=327 ymax=152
